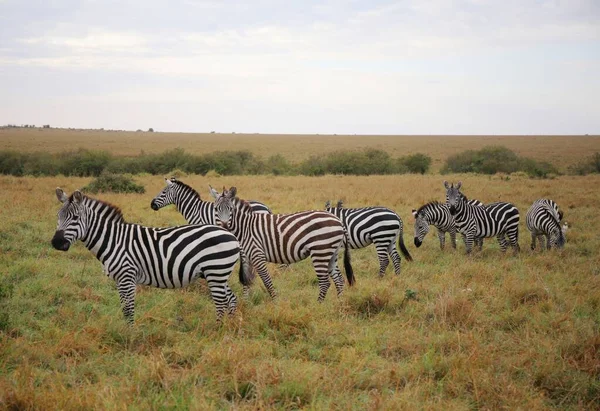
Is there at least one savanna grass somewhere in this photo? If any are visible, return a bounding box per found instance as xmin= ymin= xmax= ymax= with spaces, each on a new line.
xmin=1 ymin=174 xmax=599 ymax=409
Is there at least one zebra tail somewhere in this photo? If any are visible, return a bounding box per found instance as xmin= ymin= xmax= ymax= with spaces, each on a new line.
xmin=398 ymin=233 xmax=413 ymax=262
xmin=344 ymin=245 xmax=355 ymax=286
xmin=238 ymin=251 xmax=254 ymax=287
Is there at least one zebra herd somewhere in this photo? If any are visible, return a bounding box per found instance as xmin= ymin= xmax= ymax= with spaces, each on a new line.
xmin=51 ymin=178 xmax=567 ymax=325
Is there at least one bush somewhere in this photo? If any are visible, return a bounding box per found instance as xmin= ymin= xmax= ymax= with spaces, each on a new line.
xmin=568 ymin=152 xmax=600 ymax=175
xmin=442 ymin=146 xmax=558 ymax=178
xmin=58 ymin=149 xmax=113 ymax=177
xmin=82 ymin=173 xmax=145 ymax=194
xmin=398 ymin=153 xmax=432 ymax=174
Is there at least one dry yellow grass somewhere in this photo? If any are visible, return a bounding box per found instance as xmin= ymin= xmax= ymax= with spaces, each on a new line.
xmin=1 ymin=173 xmax=599 ymax=409
xmin=2 ymin=128 xmax=599 ymax=171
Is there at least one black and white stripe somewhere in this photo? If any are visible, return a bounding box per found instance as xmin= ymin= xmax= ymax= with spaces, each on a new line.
xmin=51 ymin=188 xmax=243 ymax=324
xmin=150 ymin=177 xmax=271 ymax=225
xmin=212 ymin=187 xmax=354 ymax=301
xmin=325 ymin=200 xmax=412 ymax=276
xmin=526 ymin=199 xmax=565 ymax=250
xmin=412 ymin=199 xmax=484 ymax=250
xmin=444 ymin=181 xmax=520 ymax=254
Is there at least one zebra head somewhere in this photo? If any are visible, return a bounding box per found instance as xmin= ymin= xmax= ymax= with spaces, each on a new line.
xmin=412 ymin=208 xmax=430 ymax=248
xmin=213 ymin=186 xmax=237 ymax=229
xmin=549 ymin=217 xmax=566 ymax=249
xmin=444 ymin=181 xmax=463 ymax=215
xmin=52 ymin=188 xmax=87 ymax=251
xmin=150 ymin=177 xmax=178 ymax=211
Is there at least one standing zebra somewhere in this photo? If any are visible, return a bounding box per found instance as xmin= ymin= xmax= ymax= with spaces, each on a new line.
xmin=412 ymin=199 xmax=485 ymax=250
xmin=51 ymin=188 xmax=243 ymax=324
xmin=150 ymin=177 xmax=271 ymax=224
xmin=211 ymin=187 xmax=354 ymax=302
xmin=526 ymin=199 xmax=565 ymax=250
xmin=324 ymin=200 xmax=412 ymax=276
xmin=444 ymin=181 xmax=520 ymax=254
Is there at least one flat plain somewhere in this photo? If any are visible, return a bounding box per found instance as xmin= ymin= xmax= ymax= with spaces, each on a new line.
xmin=2 ymin=128 xmax=600 ymax=171
xmin=0 ymin=131 xmax=599 ymax=409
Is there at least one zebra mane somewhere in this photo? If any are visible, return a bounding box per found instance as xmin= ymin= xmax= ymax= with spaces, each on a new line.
xmin=415 ymin=201 xmax=442 ymax=216
xmin=172 ymin=180 xmax=202 ymax=201
xmin=234 ymin=197 xmax=255 ymax=214
xmin=77 ymin=194 xmax=126 ymax=223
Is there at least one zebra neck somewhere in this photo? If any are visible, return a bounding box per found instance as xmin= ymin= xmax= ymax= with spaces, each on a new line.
xmin=81 ymin=203 xmax=127 ymax=261
xmin=176 ymin=194 xmax=212 ymax=224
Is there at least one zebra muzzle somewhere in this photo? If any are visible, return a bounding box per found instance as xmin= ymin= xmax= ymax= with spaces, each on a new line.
xmin=51 ymin=231 xmax=71 ymax=251
xmin=414 ymin=237 xmax=422 ymax=248
xmin=150 ymin=201 xmax=159 ymax=211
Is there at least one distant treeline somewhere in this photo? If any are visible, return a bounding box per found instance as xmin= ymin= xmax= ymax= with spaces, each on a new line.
xmin=0 ymin=148 xmax=431 ymax=177
xmin=0 ymin=146 xmax=598 ymax=177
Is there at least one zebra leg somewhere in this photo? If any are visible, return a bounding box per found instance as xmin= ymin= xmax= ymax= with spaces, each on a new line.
xmin=497 ymin=233 xmax=509 ymax=252
xmin=530 ymin=233 xmax=537 ymax=250
xmin=507 ymin=227 xmax=520 ymax=254
xmin=117 ymin=276 xmax=137 ymax=325
xmin=375 ymin=243 xmax=391 ymax=276
xmin=449 ymin=228 xmax=457 ymax=249
xmin=437 ymin=230 xmax=446 ymax=250
xmin=476 ymin=238 xmax=484 ymax=252
xmin=206 ymin=278 xmax=229 ymax=322
xmin=462 ymin=233 xmax=473 ymax=254
xmin=387 ymin=242 xmax=402 ymax=275
xmin=538 ymin=235 xmax=546 ymax=251
xmin=252 ymin=258 xmax=278 ymax=299
xmin=311 ymin=254 xmax=333 ymax=302
xmin=225 ymin=283 xmax=238 ymax=315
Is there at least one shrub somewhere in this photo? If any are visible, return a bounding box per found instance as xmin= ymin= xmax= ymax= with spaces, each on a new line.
xmin=442 ymin=146 xmax=558 ymax=178
xmin=398 ymin=153 xmax=432 ymax=174
xmin=568 ymin=152 xmax=600 ymax=175
xmin=58 ymin=149 xmax=113 ymax=177
xmin=82 ymin=173 xmax=145 ymax=194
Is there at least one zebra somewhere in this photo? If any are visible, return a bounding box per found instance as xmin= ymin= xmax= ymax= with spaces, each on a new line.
xmin=412 ymin=199 xmax=485 ymax=250
xmin=526 ymin=199 xmax=565 ymax=250
xmin=51 ymin=188 xmax=244 ymax=324
xmin=211 ymin=186 xmax=354 ymax=302
xmin=324 ymin=200 xmax=412 ymax=276
xmin=444 ymin=181 xmax=520 ymax=254
xmin=150 ymin=177 xmax=271 ymax=225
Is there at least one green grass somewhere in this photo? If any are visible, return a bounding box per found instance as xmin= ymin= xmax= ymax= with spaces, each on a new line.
xmin=1 ymin=174 xmax=599 ymax=409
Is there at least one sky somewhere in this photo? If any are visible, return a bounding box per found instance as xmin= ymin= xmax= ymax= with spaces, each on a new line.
xmin=0 ymin=0 xmax=599 ymax=135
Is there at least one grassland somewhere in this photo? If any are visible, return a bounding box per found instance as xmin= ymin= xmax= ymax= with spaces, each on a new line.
xmin=2 ymin=128 xmax=600 ymax=172
xmin=1 ymin=172 xmax=599 ymax=410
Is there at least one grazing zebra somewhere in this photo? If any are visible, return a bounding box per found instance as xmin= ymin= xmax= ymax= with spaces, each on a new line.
xmin=526 ymin=199 xmax=565 ymax=250
xmin=150 ymin=177 xmax=271 ymax=224
xmin=51 ymin=188 xmax=244 ymax=324
xmin=324 ymin=200 xmax=412 ymax=276
xmin=444 ymin=181 xmax=520 ymax=254
xmin=211 ymin=187 xmax=354 ymax=301
xmin=412 ymin=199 xmax=485 ymax=250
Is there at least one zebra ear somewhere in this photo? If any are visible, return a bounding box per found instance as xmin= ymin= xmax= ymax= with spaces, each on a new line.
xmin=443 ymin=181 xmax=450 ymax=189
xmin=325 ymin=200 xmax=331 ymax=208
xmin=337 ymin=200 xmax=343 ymax=208
xmin=56 ymin=188 xmax=68 ymax=203
xmin=558 ymin=210 xmax=564 ymax=221
xmin=72 ymin=190 xmax=84 ymax=203
xmin=412 ymin=209 xmax=417 ymax=218
xmin=228 ymin=187 xmax=237 ymax=198
xmin=456 ymin=181 xmax=462 ymax=190
xmin=208 ymin=185 xmax=219 ymax=199
xmin=165 ymin=177 xmax=173 ymax=186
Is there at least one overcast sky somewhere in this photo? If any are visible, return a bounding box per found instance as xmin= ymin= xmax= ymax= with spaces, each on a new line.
xmin=1 ymin=0 xmax=598 ymax=134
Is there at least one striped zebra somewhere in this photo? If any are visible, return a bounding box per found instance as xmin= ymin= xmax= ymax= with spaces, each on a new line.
xmin=150 ymin=177 xmax=271 ymax=224
xmin=412 ymin=199 xmax=485 ymax=250
xmin=51 ymin=188 xmax=243 ymax=324
xmin=324 ymin=200 xmax=412 ymax=276
xmin=526 ymin=199 xmax=565 ymax=250
xmin=444 ymin=181 xmax=520 ymax=254
xmin=211 ymin=187 xmax=354 ymax=301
